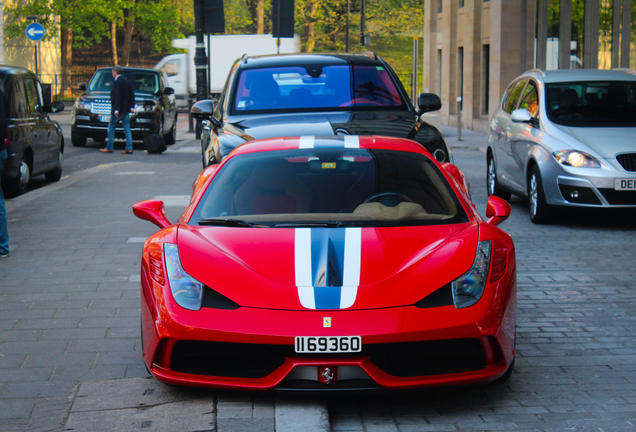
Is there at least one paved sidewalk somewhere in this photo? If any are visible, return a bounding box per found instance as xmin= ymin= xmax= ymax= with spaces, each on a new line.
xmin=0 ymin=126 xmax=331 ymax=432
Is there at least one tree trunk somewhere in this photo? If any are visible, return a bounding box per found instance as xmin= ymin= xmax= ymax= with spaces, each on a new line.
xmin=256 ymin=0 xmax=264 ymax=34
xmin=304 ymin=1 xmax=320 ymax=52
xmin=111 ymin=21 xmax=119 ymax=65
xmin=61 ymin=25 xmax=73 ymax=98
xmin=246 ymin=0 xmax=265 ymax=33
xmin=122 ymin=3 xmax=135 ymax=66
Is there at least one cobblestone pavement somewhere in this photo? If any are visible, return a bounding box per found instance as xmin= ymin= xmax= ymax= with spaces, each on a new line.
xmin=326 ymin=127 xmax=636 ymax=431
xmin=1 ymin=119 xmax=635 ymax=431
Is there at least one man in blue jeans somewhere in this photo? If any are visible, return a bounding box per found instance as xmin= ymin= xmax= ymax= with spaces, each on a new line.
xmin=0 ymin=88 xmax=9 ymax=258
xmin=101 ymin=65 xmax=135 ymax=154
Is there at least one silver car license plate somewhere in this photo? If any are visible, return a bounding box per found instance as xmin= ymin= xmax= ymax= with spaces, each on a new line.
xmin=100 ymin=115 xmax=110 ymax=123
xmin=615 ymin=179 xmax=636 ymax=190
xmin=294 ymin=336 xmax=362 ymax=353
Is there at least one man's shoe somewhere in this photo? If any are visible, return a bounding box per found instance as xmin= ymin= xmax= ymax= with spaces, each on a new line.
xmin=100 ymin=148 xmax=113 ymax=153
xmin=121 ymin=150 xmax=133 ymax=154
xmin=0 ymin=253 xmax=9 ymax=258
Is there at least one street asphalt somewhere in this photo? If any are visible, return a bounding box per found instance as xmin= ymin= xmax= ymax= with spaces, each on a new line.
xmin=1 ymin=113 xmax=635 ymax=431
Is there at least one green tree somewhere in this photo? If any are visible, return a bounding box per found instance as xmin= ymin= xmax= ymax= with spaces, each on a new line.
xmin=134 ymin=0 xmax=185 ymax=56
xmin=4 ymin=0 xmax=185 ymax=72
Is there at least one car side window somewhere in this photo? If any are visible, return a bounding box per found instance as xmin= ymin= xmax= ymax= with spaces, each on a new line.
xmin=503 ymin=79 xmax=527 ymax=114
xmin=24 ymin=78 xmax=42 ymax=115
xmin=160 ymin=59 xmax=180 ymax=77
xmin=519 ymin=80 xmax=539 ymax=118
xmin=8 ymin=77 xmax=28 ymax=119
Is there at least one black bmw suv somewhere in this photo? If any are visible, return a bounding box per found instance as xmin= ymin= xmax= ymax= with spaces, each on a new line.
xmin=191 ymin=52 xmax=448 ymax=167
xmin=70 ymin=67 xmax=177 ymax=147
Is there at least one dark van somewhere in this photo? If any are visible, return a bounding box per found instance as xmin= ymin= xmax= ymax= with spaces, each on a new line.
xmin=0 ymin=66 xmax=65 ymax=197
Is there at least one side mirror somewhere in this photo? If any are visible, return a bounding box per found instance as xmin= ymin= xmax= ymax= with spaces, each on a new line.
xmin=191 ymin=99 xmax=215 ymax=119
xmin=133 ymin=200 xmax=171 ymax=229
xmin=191 ymin=99 xmax=222 ymax=128
xmin=164 ymin=87 xmax=175 ymax=95
xmin=51 ymin=101 xmax=65 ymax=113
xmin=511 ymin=108 xmax=533 ymax=123
xmin=78 ymin=83 xmax=87 ymax=91
xmin=417 ymin=93 xmax=442 ymax=114
xmin=486 ymin=196 xmax=511 ymax=226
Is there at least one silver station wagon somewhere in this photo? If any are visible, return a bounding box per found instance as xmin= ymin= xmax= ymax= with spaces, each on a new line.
xmin=487 ymin=69 xmax=636 ymax=223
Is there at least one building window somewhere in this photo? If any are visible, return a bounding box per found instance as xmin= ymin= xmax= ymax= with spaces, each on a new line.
xmin=438 ymin=0 xmax=443 ymax=14
xmin=459 ymin=0 xmax=465 ymax=7
xmin=482 ymin=44 xmax=490 ymax=116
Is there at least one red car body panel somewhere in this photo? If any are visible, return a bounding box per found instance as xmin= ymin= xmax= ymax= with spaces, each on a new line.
xmin=136 ymin=135 xmax=517 ymax=390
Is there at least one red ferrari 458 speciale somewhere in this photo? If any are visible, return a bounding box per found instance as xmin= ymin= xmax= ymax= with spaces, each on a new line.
xmin=133 ymin=135 xmax=516 ymax=391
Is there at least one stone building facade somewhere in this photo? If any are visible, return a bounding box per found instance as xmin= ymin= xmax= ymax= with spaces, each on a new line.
xmin=422 ymin=0 xmax=634 ymax=133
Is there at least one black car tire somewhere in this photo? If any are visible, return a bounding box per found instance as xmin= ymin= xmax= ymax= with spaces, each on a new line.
xmin=487 ymin=153 xmax=511 ymax=201
xmin=6 ymin=153 xmax=31 ymax=197
xmin=528 ymin=165 xmax=552 ymax=224
xmin=164 ymin=120 xmax=176 ymax=145
xmin=71 ymin=132 xmax=87 ymax=147
xmin=45 ymin=149 xmax=63 ymax=182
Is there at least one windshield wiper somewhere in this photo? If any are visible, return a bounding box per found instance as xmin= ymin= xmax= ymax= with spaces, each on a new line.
xmin=198 ymin=218 xmax=266 ymax=228
xmin=274 ymin=221 xmax=352 ymax=228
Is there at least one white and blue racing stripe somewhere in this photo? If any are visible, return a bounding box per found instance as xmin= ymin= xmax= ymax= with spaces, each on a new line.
xmin=298 ymin=136 xmax=360 ymax=149
xmin=295 ymin=227 xmax=361 ymax=309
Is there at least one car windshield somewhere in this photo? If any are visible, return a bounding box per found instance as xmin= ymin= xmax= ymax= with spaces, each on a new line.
xmin=88 ymin=69 xmax=160 ymax=95
xmin=546 ymin=81 xmax=636 ymax=127
xmin=230 ymin=65 xmax=405 ymax=114
xmin=190 ymin=148 xmax=469 ymax=227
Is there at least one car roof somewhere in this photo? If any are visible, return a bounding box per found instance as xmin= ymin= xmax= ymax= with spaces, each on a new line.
xmin=229 ymin=135 xmax=431 ymax=158
xmin=96 ymin=67 xmax=159 ymax=73
xmin=0 ymin=65 xmax=35 ymax=77
xmin=238 ymin=52 xmax=385 ymax=69
xmin=525 ymin=68 xmax=636 ymax=83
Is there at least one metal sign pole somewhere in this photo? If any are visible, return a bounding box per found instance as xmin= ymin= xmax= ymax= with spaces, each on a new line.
xmin=26 ymin=17 xmax=44 ymax=79
xmin=34 ymin=42 xmax=39 ymax=79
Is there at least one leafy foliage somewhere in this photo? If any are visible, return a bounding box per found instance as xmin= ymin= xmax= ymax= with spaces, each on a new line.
xmin=4 ymin=0 xmax=185 ymax=54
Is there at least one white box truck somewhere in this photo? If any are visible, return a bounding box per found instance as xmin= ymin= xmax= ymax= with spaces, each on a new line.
xmin=155 ymin=34 xmax=300 ymax=108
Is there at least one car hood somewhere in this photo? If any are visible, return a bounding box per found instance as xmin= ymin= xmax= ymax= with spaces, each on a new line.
xmin=554 ymin=125 xmax=636 ymax=158
xmin=176 ymin=222 xmax=479 ymax=311
xmin=229 ymin=111 xmax=418 ymax=141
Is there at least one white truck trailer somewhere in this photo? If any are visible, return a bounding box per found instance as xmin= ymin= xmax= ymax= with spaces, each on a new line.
xmin=155 ymin=34 xmax=300 ymax=108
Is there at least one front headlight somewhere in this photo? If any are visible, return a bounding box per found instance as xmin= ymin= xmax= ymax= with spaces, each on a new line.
xmin=164 ymin=243 xmax=204 ymax=311
xmin=135 ymin=102 xmax=156 ymax=112
xmin=73 ymin=99 xmax=91 ymax=110
xmin=553 ymin=150 xmax=601 ymax=168
xmin=452 ymin=241 xmax=491 ymax=309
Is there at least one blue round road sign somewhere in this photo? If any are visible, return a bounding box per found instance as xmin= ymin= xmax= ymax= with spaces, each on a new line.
xmin=26 ymin=23 xmax=45 ymax=41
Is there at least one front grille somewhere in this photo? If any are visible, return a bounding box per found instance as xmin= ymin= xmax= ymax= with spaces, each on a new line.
xmin=91 ymin=99 xmax=111 ymax=114
xmin=171 ymin=341 xmax=288 ymax=378
xmin=598 ymin=189 xmax=636 ymax=205
xmin=366 ymin=339 xmax=486 ymax=377
xmin=169 ymin=338 xmax=487 ymax=379
xmin=616 ymin=153 xmax=636 ymax=172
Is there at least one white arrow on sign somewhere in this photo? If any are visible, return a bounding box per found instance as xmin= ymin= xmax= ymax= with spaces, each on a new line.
xmin=27 ymin=27 xmax=44 ymax=37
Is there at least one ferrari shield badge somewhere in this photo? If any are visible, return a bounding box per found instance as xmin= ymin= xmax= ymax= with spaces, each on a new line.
xmin=323 ymin=317 xmax=331 ymax=328
xmin=318 ymin=366 xmax=337 ymax=384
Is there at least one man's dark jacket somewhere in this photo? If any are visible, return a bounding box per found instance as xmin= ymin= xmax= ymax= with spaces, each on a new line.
xmin=111 ymin=75 xmax=135 ymax=115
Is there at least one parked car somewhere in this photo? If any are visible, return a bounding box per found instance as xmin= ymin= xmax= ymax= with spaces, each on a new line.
xmin=133 ymin=135 xmax=516 ymax=390
xmin=488 ymin=69 xmax=636 ymax=223
xmin=70 ymin=67 xmax=177 ymax=147
xmin=0 ymin=66 xmax=65 ymax=197
xmin=190 ymin=52 xmax=449 ymax=167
